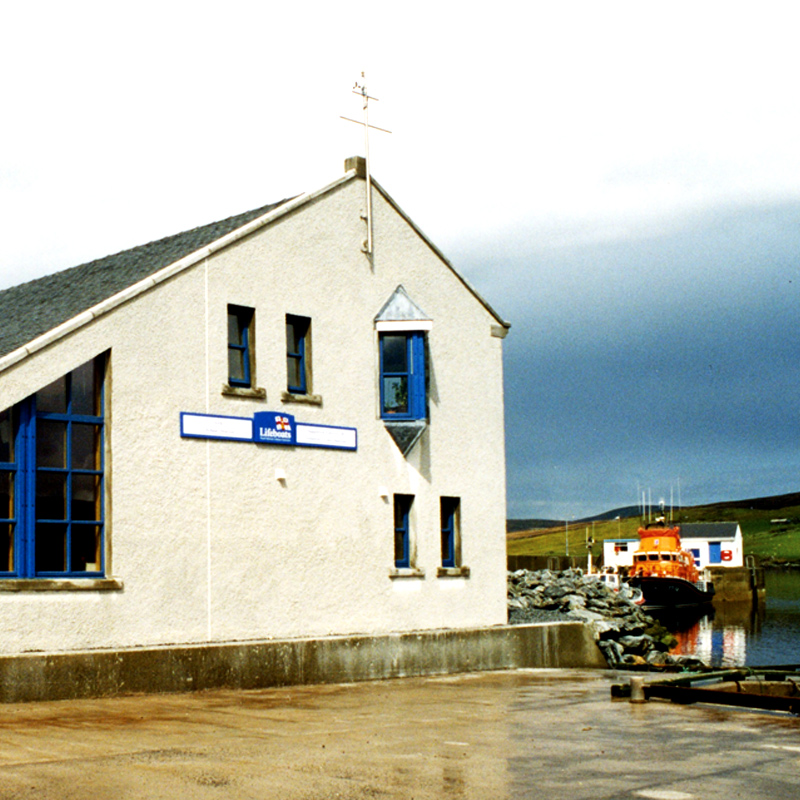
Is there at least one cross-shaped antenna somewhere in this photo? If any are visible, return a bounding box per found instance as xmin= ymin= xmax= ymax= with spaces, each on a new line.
xmin=340 ymin=72 xmax=391 ymax=255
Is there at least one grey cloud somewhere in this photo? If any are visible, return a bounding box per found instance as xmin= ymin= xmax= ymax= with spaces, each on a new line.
xmin=453 ymin=201 xmax=800 ymax=519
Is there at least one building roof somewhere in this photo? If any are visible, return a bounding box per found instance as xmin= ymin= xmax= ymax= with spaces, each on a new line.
xmin=0 ymin=161 xmax=509 ymax=374
xmin=0 ymin=199 xmax=288 ymax=360
xmin=680 ymin=522 xmax=741 ymax=539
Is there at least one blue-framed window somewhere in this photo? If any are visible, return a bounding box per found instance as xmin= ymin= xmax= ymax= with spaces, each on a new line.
xmin=0 ymin=356 xmax=105 ymax=579
xmin=0 ymin=408 xmax=17 ymax=573
xmin=286 ymin=315 xmax=311 ymax=394
xmin=440 ymin=497 xmax=460 ymax=568
xmin=379 ymin=333 xmax=426 ymax=419
xmin=227 ymin=305 xmax=254 ymax=388
xmin=393 ymin=494 xmax=413 ymax=568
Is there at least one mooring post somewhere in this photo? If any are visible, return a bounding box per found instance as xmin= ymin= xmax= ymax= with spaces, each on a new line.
xmin=629 ymin=676 xmax=646 ymax=703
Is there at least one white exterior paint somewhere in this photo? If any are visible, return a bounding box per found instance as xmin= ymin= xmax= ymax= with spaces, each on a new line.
xmin=603 ymin=524 xmax=744 ymax=571
xmin=0 ymin=172 xmax=510 ymax=655
xmin=680 ymin=532 xmax=744 ymax=569
xmin=602 ymin=539 xmax=638 ymax=569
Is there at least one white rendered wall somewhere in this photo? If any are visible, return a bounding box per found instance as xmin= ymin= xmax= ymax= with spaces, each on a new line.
xmin=603 ymin=532 xmax=744 ymax=571
xmin=0 ymin=178 xmax=509 ymax=654
xmin=681 ymin=533 xmax=744 ymax=568
xmin=602 ymin=540 xmax=637 ymax=569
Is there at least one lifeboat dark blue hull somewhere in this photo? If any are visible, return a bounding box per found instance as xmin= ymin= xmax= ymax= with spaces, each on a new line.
xmin=628 ymin=576 xmax=715 ymax=609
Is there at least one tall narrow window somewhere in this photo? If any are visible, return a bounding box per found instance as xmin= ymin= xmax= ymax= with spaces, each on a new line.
xmin=227 ymin=305 xmax=254 ymax=388
xmin=379 ymin=333 xmax=426 ymax=419
xmin=0 ymin=355 xmax=106 ymax=579
xmin=0 ymin=408 xmax=17 ymax=574
xmin=393 ymin=494 xmax=413 ymax=569
xmin=286 ymin=315 xmax=311 ymax=394
xmin=440 ymin=497 xmax=460 ymax=568
xmin=34 ymin=359 xmax=105 ymax=575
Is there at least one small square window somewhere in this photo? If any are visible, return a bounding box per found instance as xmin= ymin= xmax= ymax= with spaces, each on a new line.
xmin=286 ymin=315 xmax=311 ymax=394
xmin=227 ymin=305 xmax=255 ymax=388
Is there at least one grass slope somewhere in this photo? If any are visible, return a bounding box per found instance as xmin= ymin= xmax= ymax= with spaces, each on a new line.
xmin=507 ymin=492 xmax=800 ymax=562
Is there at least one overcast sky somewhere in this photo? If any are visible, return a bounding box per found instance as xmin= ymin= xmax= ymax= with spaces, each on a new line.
xmin=2 ymin=3 xmax=799 ymax=519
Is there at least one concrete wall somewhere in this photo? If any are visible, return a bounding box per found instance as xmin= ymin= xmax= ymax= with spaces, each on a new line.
xmin=0 ymin=177 xmax=509 ymax=654
xmin=0 ymin=623 xmax=607 ymax=703
xmin=507 ymin=555 xmax=592 ymax=572
xmin=707 ymin=566 xmax=765 ymax=602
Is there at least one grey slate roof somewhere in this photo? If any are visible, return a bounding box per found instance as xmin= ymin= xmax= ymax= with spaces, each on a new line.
xmin=680 ymin=522 xmax=740 ymax=539
xmin=0 ymin=198 xmax=290 ymax=359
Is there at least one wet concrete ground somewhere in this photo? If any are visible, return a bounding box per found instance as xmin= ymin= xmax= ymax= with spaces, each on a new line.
xmin=0 ymin=668 xmax=797 ymax=799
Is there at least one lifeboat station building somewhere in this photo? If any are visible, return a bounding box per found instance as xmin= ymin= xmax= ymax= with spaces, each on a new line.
xmin=0 ymin=158 xmax=512 ymax=662
xmin=603 ymin=522 xmax=744 ymax=571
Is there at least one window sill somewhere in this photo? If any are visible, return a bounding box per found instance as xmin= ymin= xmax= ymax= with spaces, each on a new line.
xmin=389 ymin=567 xmax=425 ymax=579
xmin=437 ymin=566 xmax=471 ymax=578
xmin=0 ymin=578 xmax=124 ymax=592
xmin=221 ymin=385 xmax=267 ymax=399
xmin=281 ymin=391 xmax=323 ymax=406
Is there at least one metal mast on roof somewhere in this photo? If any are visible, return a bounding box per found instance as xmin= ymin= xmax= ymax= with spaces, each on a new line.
xmin=340 ymin=72 xmax=391 ymax=255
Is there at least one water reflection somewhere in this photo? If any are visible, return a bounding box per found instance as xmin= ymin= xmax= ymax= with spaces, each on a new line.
xmin=650 ymin=571 xmax=799 ymax=667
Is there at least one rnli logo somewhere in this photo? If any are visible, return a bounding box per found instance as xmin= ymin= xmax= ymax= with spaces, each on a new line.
xmin=253 ymin=411 xmax=296 ymax=445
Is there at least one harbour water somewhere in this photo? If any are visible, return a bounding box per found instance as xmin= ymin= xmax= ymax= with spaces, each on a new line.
xmin=655 ymin=570 xmax=800 ymax=667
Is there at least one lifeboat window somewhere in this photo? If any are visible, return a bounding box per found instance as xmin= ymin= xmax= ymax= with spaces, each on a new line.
xmin=635 ymin=554 xmax=646 ymax=562
xmin=648 ymin=554 xmax=660 ymax=561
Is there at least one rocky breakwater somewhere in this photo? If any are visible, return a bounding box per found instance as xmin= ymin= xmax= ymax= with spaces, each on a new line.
xmin=508 ymin=568 xmax=706 ymax=669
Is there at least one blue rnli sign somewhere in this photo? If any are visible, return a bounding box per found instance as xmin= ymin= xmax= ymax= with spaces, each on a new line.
xmin=253 ymin=411 xmax=296 ymax=446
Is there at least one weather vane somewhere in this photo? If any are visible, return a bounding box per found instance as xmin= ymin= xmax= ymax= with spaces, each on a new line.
xmin=340 ymin=72 xmax=391 ymax=255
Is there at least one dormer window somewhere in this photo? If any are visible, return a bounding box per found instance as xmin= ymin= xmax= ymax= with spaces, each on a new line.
xmin=379 ymin=332 xmax=426 ymax=420
xmin=374 ymin=286 xmax=433 ymax=455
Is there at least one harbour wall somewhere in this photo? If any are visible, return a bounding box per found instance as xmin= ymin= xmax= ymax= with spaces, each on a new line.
xmin=508 ymin=555 xmax=591 ymax=572
xmin=707 ymin=565 xmax=766 ymax=602
xmin=0 ymin=623 xmax=607 ymax=704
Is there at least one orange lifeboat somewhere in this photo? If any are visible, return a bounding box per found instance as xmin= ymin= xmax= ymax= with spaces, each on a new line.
xmin=628 ymin=525 xmax=714 ymax=608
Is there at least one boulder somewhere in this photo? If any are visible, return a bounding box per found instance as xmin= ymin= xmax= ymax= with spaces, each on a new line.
xmin=507 ymin=568 xmax=707 ymax=670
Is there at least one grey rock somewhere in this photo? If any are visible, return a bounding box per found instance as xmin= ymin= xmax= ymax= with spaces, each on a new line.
xmin=646 ymin=650 xmax=669 ymax=666
xmin=618 ymin=635 xmax=655 ymax=655
xmin=566 ymin=608 xmax=607 ymax=623
xmin=597 ymin=639 xmax=624 ymax=665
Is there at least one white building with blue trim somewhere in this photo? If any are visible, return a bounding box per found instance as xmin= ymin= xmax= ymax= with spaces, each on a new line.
xmin=603 ymin=522 xmax=744 ymax=570
xmin=0 ymin=157 xmax=510 ymax=655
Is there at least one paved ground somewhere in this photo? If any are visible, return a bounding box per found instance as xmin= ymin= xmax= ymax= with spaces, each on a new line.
xmin=0 ymin=669 xmax=797 ymax=799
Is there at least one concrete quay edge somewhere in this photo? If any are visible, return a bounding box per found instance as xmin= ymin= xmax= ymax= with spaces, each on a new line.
xmin=0 ymin=622 xmax=607 ymax=703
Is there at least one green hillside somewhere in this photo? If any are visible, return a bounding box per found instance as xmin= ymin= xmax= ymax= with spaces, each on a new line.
xmin=507 ymin=492 xmax=800 ymax=564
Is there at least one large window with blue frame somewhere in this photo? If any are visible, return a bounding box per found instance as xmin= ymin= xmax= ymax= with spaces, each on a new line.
xmin=0 ymin=356 xmax=105 ymax=579
xmin=379 ymin=333 xmax=426 ymax=419
xmin=227 ymin=305 xmax=254 ymax=388
xmin=0 ymin=408 xmax=17 ymax=573
xmin=393 ymin=494 xmax=413 ymax=568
